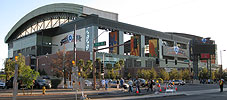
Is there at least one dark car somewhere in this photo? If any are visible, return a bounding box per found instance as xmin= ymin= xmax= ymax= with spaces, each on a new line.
xmin=34 ymin=79 xmax=52 ymax=89
xmin=6 ymin=77 xmax=22 ymax=89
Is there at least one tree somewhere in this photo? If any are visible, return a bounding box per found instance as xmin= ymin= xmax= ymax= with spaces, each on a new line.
xmin=127 ymin=73 xmax=131 ymax=79
xmin=83 ymin=60 xmax=93 ymax=79
xmin=5 ymin=53 xmax=39 ymax=91
xmin=150 ymin=67 xmax=157 ymax=79
xmin=78 ymin=59 xmax=85 ymax=73
xmin=211 ymin=71 xmax=216 ymax=80
xmin=51 ymin=51 xmax=73 ymax=78
xmin=198 ymin=68 xmax=209 ymax=80
xmin=178 ymin=70 xmax=183 ymax=80
xmin=214 ymin=70 xmax=220 ymax=80
xmin=106 ymin=63 xmax=112 ymax=70
xmin=136 ymin=69 xmax=143 ymax=78
xmin=114 ymin=62 xmax=121 ymax=70
xmin=159 ymin=69 xmax=169 ymax=81
xmin=119 ymin=59 xmax=124 ymax=77
xmin=4 ymin=59 xmax=15 ymax=80
xmin=107 ymin=70 xmax=112 ymax=79
xmin=182 ymin=69 xmax=190 ymax=80
xmin=169 ymin=69 xmax=179 ymax=80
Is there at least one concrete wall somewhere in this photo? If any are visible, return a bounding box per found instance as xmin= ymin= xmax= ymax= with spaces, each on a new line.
xmin=8 ymin=49 xmax=13 ymax=58
xmin=13 ymin=34 xmax=37 ymax=51
xmin=83 ymin=6 xmax=118 ymax=21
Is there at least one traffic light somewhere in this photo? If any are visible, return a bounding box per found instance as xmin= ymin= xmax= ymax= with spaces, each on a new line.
xmin=165 ymin=59 xmax=168 ymax=64
xmin=72 ymin=60 xmax=76 ymax=66
xmin=15 ymin=56 xmax=18 ymax=61
xmin=156 ymin=58 xmax=159 ymax=64
xmin=101 ymin=63 xmax=104 ymax=73
xmin=133 ymin=38 xmax=137 ymax=49
xmin=175 ymin=60 xmax=177 ymax=65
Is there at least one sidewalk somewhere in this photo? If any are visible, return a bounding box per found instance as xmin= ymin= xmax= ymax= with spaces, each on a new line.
xmin=0 ymin=88 xmax=121 ymax=97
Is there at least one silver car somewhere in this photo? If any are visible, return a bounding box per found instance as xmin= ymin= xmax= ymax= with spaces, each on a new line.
xmin=0 ymin=80 xmax=5 ymax=89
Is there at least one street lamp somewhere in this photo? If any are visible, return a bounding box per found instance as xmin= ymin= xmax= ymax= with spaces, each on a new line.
xmin=220 ymin=50 xmax=226 ymax=79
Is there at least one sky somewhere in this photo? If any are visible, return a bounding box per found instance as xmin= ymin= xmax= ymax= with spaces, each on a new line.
xmin=1 ymin=0 xmax=227 ymax=70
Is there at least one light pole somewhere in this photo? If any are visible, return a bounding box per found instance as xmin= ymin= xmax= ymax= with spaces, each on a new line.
xmin=92 ymin=30 xmax=107 ymax=90
xmin=220 ymin=50 xmax=226 ymax=79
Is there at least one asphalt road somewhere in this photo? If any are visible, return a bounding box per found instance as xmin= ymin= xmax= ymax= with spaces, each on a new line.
xmin=138 ymin=91 xmax=227 ymax=100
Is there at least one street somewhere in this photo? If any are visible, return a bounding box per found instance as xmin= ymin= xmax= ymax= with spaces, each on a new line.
xmin=0 ymin=84 xmax=226 ymax=100
xmin=137 ymin=92 xmax=227 ymax=100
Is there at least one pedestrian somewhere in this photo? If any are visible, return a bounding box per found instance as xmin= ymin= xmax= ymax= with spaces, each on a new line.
xmin=147 ymin=79 xmax=154 ymax=92
xmin=120 ymin=78 xmax=124 ymax=88
xmin=135 ymin=77 xmax=140 ymax=93
xmin=101 ymin=79 xmax=105 ymax=89
xmin=105 ymin=79 xmax=109 ymax=90
xmin=128 ymin=78 xmax=133 ymax=93
xmin=117 ymin=79 xmax=120 ymax=89
xmin=219 ymin=79 xmax=224 ymax=92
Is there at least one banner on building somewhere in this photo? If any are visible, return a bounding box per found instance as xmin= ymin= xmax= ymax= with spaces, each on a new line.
xmin=109 ymin=31 xmax=119 ymax=54
xmin=149 ymin=39 xmax=159 ymax=57
xmin=130 ymin=36 xmax=140 ymax=56
xmin=163 ymin=46 xmax=188 ymax=58
xmin=200 ymin=55 xmax=216 ymax=64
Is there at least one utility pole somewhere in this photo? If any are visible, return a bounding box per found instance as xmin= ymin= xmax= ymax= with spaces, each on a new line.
xmin=13 ymin=56 xmax=18 ymax=100
xmin=92 ymin=48 xmax=97 ymax=90
xmin=63 ymin=44 xmax=66 ymax=88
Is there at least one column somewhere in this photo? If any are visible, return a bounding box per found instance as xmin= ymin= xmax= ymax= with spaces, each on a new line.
xmin=140 ymin=35 xmax=145 ymax=57
xmin=140 ymin=35 xmax=145 ymax=67
xmin=86 ymin=26 xmax=98 ymax=60
xmin=119 ymin=31 xmax=124 ymax=55
xmin=159 ymin=39 xmax=163 ymax=59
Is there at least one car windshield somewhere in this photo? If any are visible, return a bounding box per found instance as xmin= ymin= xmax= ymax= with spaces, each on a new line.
xmin=38 ymin=79 xmax=46 ymax=82
xmin=111 ymin=81 xmax=117 ymax=84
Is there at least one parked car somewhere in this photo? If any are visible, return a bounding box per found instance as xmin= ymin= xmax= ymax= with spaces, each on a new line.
xmin=85 ymin=80 xmax=92 ymax=86
xmin=0 ymin=80 xmax=5 ymax=89
xmin=133 ymin=78 xmax=147 ymax=87
xmin=170 ymin=80 xmax=185 ymax=85
xmin=6 ymin=77 xmax=22 ymax=89
xmin=34 ymin=79 xmax=52 ymax=89
xmin=207 ymin=79 xmax=214 ymax=84
xmin=110 ymin=80 xmax=129 ymax=89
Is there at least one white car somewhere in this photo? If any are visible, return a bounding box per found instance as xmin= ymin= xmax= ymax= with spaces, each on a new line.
xmin=0 ymin=80 xmax=5 ymax=89
xmin=85 ymin=80 xmax=92 ymax=86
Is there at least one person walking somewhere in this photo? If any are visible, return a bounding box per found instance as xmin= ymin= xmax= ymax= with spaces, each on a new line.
xmin=219 ymin=79 xmax=224 ymax=92
xmin=135 ymin=77 xmax=141 ymax=93
xmin=117 ymin=79 xmax=120 ymax=89
xmin=105 ymin=79 xmax=109 ymax=90
xmin=147 ymin=79 xmax=154 ymax=92
xmin=101 ymin=79 xmax=105 ymax=89
xmin=120 ymin=78 xmax=124 ymax=88
xmin=128 ymin=79 xmax=133 ymax=93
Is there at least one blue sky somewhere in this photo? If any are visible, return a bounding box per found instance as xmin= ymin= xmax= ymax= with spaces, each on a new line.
xmin=1 ymin=0 xmax=227 ymax=70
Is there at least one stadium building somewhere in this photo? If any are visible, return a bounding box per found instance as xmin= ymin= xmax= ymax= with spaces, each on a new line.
xmin=4 ymin=3 xmax=217 ymax=78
